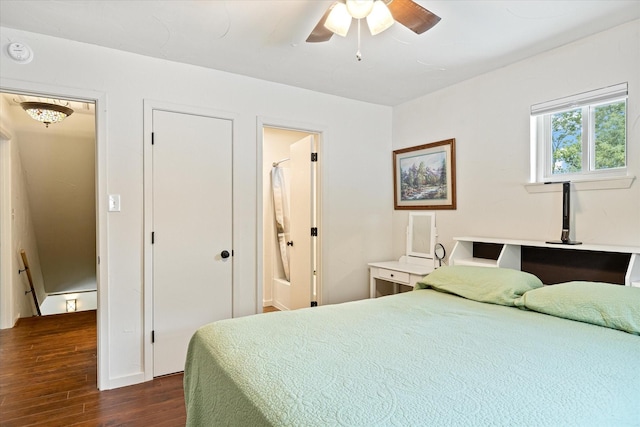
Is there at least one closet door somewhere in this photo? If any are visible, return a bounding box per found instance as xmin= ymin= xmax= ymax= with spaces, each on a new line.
xmin=152 ymin=110 xmax=232 ymax=376
xmin=289 ymin=135 xmax=316 ymax=310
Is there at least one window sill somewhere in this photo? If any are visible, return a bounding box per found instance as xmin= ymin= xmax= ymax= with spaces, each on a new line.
xmin=524 ymin=175 xmax=635 ymax=193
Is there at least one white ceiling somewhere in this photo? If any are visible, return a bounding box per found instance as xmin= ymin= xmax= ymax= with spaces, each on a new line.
xmin=2 ymin=94 xmax=95 ymax=134
xmin=1 ymin=0 xmax=639 ymax=106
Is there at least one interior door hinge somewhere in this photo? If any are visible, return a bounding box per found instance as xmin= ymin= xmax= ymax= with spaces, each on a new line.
xmin=311 ymin=152 xmax=318 ymax=162
xmin=152 ymin=232 xmax=155 ymax=244
xmin=311 ymin=227 xmax=318 ymax=236
xmin=151 ymin=132 xmax=155 ymax=145
xmin=311 ymin=301 xmax=318 ymax=307
xmin=151 ymin=330 xmax=155 ymax=343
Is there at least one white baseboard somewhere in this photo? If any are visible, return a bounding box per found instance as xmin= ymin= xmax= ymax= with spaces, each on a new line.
xmin=101 ymin=372 xmax=147 ymax=390
xmin=273 ymin=301 xmax=289 ymax=311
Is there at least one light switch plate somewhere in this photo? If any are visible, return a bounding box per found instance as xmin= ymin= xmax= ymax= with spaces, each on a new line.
xmin=108 ymin=194 xmax=121 ymax=212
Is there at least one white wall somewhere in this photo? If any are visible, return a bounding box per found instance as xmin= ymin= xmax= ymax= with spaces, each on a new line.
xmin=9 ymin=128 xmax=46 ymax=320
xmin=40 ymin=290 xmax=97 ymax=315
xmin=1 ymin=109 xmax=41 ymax=328
xmin=392 ymin=20 xmax=640 ymax=259
xmin=17 ymin=129 xmax=96 ymax=294
xmin=0 ymin=27 xmax=393 ymax=388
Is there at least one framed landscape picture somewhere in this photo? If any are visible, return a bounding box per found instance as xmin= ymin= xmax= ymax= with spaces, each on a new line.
xmin=393 ymin=138 xmax=456 ymax=210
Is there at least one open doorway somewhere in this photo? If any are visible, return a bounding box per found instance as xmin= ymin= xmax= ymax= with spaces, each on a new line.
xmin=0 ymin=91 xmax=97 ymax=318
xmin=261 ymin=126 xmax=321 ymax=311
xmin=1 ymin=79 xmax=108 ymax=389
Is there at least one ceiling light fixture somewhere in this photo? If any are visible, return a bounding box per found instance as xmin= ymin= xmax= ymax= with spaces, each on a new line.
xmin=366 ymin=1 xmax=394 ymax=35
xmin=326 ymin=0 xmax=393 ymax=36
xmin=20 ymin=101 xmax=74 ymax=128
xmin=346 ymin=0 xmax=375 ymax=19
xmin=307 ymin=0 xmax=441 ymax=47
xmin=324 ymin=0 xmax=394 ymax=61
xmin=324 ymin=3 xmax=352 ymax=37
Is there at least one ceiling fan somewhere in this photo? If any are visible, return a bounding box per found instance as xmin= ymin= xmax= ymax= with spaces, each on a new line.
xmin=307 ymin=0 xmax=441 ymax=55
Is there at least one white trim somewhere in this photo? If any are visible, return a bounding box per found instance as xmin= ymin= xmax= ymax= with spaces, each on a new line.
xmin=106 ymin=372 xmax=146 ymax=390
xmin=531 ymin=82 xmax=628 ymax=115
xmin=0 ymin=127 xmax=13 ymax=329
xmin=95 ymin=91 xmax=109 ymax=391
xmin=0 ymin=77 xmax=108 ymax=389
xmin=257 ymin=116 xmax=327 ymax=312
xmin=627 ymin=255 xmax=640 ymax=288
xmin=529 ymin=116 xmax=538 ymax=183
xmin=142 ymin=99 xmax=238 ymax=383
xmin=524 ymin=175 xmax=635 ymax=193
xmin=531 ymin=83 xmax=628 ymax=183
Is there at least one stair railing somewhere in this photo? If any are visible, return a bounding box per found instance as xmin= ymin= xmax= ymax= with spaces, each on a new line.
xmin=19 ymin=249 xmax=41 ymax=316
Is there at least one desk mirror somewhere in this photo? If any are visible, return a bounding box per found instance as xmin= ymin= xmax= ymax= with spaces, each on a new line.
xmin=407 ymin=212 xmax=436 ymax=259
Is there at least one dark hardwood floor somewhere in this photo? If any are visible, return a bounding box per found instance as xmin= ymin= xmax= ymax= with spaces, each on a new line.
xmin=0 ymin=310 xmax=186 ymax=426
xmin=1 ymin=306 xmax=281 ymax=426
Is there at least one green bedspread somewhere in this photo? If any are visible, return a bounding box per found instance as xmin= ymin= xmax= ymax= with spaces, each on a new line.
xmin=184 ymin=290 xmax=640 ymax=426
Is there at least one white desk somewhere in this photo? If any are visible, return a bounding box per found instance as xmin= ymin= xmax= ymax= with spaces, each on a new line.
xmin=368 ymin=258 xmax=434 ymax=298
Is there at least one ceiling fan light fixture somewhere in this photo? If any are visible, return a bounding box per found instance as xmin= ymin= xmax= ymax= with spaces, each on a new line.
xmin=345 ymin=0 xmax=374 ymax=19
xmin=307 ymin=0 xmax=441 ymax=44
xmin=324 ymin=2 xmax=352 ymax=37
xmin=367 ymin=1 xmax=394 ymax=35
xmin=21 ymin=101 xmax=74 ymax=128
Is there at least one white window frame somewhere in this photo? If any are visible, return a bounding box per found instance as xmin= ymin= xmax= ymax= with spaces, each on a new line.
xmin=531 ymin=83 xmax=628 ymax=183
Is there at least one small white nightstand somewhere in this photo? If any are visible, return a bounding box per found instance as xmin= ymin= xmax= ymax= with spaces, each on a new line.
xmin=368 ymin=256 xmax=434 ymax=298
xmin=369 ymin=212 xmax=438 ymax=298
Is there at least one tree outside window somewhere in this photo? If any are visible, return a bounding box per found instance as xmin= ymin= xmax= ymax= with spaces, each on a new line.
xmin=549 ymin=100 xmax=626 ymax=177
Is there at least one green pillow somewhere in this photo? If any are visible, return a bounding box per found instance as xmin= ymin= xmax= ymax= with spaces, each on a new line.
xmin=516 ymin=281 xmax=640 ymax=335
xmin=415 ymin=265 xmax=543 ymax=306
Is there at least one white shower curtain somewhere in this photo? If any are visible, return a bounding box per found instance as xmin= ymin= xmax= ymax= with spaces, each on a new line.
xmin=271 ymin=167 xmax=291 ymax=281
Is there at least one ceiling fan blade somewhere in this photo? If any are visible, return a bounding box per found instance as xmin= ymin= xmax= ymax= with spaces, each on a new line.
xmin=306 ymin=2 xmax=338 ymax=43
xmin=387 ymin=0 xmax=441 ymax=35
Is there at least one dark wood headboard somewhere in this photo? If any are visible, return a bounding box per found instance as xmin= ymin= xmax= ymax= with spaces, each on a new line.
xmin=471 ymin=242 xmax=631 ymax=285
xmin=520 ymin=247 xmax=630 ymax=285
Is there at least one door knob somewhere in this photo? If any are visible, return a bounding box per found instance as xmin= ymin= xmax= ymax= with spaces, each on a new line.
xmin=220 ymin=250 xmax=230 ymax=259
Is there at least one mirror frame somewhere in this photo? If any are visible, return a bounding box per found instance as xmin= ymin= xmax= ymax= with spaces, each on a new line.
xmin=407 ymin=212 xmax=436 ymax=259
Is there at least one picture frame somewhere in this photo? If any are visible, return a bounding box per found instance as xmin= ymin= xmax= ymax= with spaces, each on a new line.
xmin=393 ymin=138 xmax=456 ymax=210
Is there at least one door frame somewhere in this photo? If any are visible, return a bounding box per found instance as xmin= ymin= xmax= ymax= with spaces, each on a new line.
xmin=0 ymin=126 xmax=13 ymax=329
xmin=0 ymin=77 xmax=108 ymax=389
xmin=142 ymin=100 xmax=237 ymax=381
xmin=257 ymin=117 xmax=325 ymax=312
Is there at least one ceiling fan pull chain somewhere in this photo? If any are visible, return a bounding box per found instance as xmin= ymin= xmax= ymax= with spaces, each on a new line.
xmin=356 ymin=19 xmax=362 ymax=61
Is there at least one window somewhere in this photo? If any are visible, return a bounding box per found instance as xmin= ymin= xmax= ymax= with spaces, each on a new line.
xmin=531 ymin=83 xmax=627 ymax=182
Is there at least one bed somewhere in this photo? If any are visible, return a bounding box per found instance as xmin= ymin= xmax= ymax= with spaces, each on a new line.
xmin=184 ymin=266 xmax=640 ymax=426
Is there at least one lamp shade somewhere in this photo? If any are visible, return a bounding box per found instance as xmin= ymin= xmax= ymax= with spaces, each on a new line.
xmin=345 ymin=0 xmax=374 ymax=19
xmin=21 ymin=102 xmax=74 ymax=128
xmin=324 ymin=2 xmax=352 ymax=37
xmin=367 ymin=1 xmax=394 ymax=35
